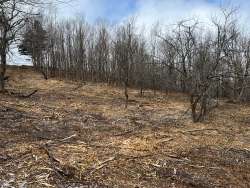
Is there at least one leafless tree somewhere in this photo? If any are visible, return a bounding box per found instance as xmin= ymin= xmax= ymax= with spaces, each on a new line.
xmin=29 ymin=6 xmax=250 ymax=121
xmin=0 ymin=0 xmax=31 ymax=91
xmin=0 ymin=0 xmax=70 ymax=91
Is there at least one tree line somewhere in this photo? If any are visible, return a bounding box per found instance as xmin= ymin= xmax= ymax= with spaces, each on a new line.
xmin=1 ymin=1 xmax=250 ymax=122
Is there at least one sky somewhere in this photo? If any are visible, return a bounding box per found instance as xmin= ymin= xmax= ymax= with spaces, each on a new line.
xmin=57 ymin=0 xmax=250 ymax=28
xmin=12 ymin=0 xmax=250 ymax=65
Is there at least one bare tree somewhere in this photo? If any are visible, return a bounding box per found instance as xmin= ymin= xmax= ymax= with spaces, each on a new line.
xmin=30 ymin=5 xmax=250 ymax=121
xmin=0 ymin=0 xmax=71 ymax=91
xmin=0 ymin=0 xmax=31 ymax=91
xmin=114 ymin=23 xmax=133 ymax=108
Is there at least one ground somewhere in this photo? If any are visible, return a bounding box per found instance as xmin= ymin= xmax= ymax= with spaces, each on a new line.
xmin=0 ymin=66 xmax=249 ymax=188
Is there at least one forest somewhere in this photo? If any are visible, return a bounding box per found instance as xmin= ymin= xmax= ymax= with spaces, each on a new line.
xmin=17 ymin=5 xmax=250 ymax=122
xmin=0 ymin=0 xmax=250 ymax=187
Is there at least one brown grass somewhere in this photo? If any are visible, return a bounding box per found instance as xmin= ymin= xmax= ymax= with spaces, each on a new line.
xmin=0 ymin=66 xmax=249 ymax=187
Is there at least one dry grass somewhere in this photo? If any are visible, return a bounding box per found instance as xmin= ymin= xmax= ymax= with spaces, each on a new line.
xmin=0 ymin=66 xmax=249 ymax=187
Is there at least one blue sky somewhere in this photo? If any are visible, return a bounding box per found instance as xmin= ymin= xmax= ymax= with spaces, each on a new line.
xmin=58 ymin=0 xmax=250 ymax=26
xmin=58 ymin=0 xmax=138 ymax=23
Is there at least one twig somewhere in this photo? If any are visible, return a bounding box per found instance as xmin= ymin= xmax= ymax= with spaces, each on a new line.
xmin=189 ymin=164 xmax=221 ymax=169
xmin=157 ymin=138 xmax=174 ymax=144
xmin=60 ymin=134 xmax=77 ymax=141
xmin=122 ymin=154 xmax=154 ymax=160
xmin=114 ymin=129 xmax=134 ymax=136
xmin=40 ymin=144 xmax=60 ymax=164
xmin=180 ymin=128 xmax=219 ymax=134
xmin=88 ymin=156 xmax=116 ymax=175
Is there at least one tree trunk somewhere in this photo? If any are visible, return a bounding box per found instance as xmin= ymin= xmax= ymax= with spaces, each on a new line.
xmin=124 ymin=79 xmax=129 ymax=108
xmin=140 ymin=87 xmax=143 ymax=97
xmin=181 ymin=56 xmax=187 ymax=93
xmin=190 ymin=94 xmax=198 ymax=122
xmin=0 ymin=52 xmax=7 ymax=92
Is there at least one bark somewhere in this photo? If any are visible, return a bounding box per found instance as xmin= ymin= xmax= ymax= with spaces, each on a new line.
xmin=0 ymin=52 xmax=7 ymax=92
xmin=124 ymin=79 xmax=129 ymax=108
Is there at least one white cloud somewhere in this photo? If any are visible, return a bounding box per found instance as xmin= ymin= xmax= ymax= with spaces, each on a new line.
xmin=133 ymin=1 xmax=214 ymax=32
xmin=56 ymin=0 xmax=250 ymax=32
xmin=127 ymin=0 xmax=250 ymax=35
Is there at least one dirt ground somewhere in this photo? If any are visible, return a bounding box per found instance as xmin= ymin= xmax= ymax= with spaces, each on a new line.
xmin=0 ymin=66 xmax=250 ymax=188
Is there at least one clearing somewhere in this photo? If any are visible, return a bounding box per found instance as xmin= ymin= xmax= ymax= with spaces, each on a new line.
xmin=0 ymin=66 xmax=249 ymax=188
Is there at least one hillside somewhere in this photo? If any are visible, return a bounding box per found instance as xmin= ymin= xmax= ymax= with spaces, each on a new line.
xmin=0 ymin=66 xmax=249 ymax=187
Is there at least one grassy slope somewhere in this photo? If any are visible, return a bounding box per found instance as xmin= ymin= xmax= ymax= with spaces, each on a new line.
xmin=0 ymin=66 xmax=249 ymax=187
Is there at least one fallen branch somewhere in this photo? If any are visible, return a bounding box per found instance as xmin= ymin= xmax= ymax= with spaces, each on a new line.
xmin=9 ymin=90 xmax=38 ymax=98
xmin=41 ymin=134 xmax=78 ymax=145
xmin=40 ymin=144 xmax=71 ymax=178
xmin=88 ymin=156 xmax=116 ymax=175
xmin=40 ymin=144 xmax=60 ymax=164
